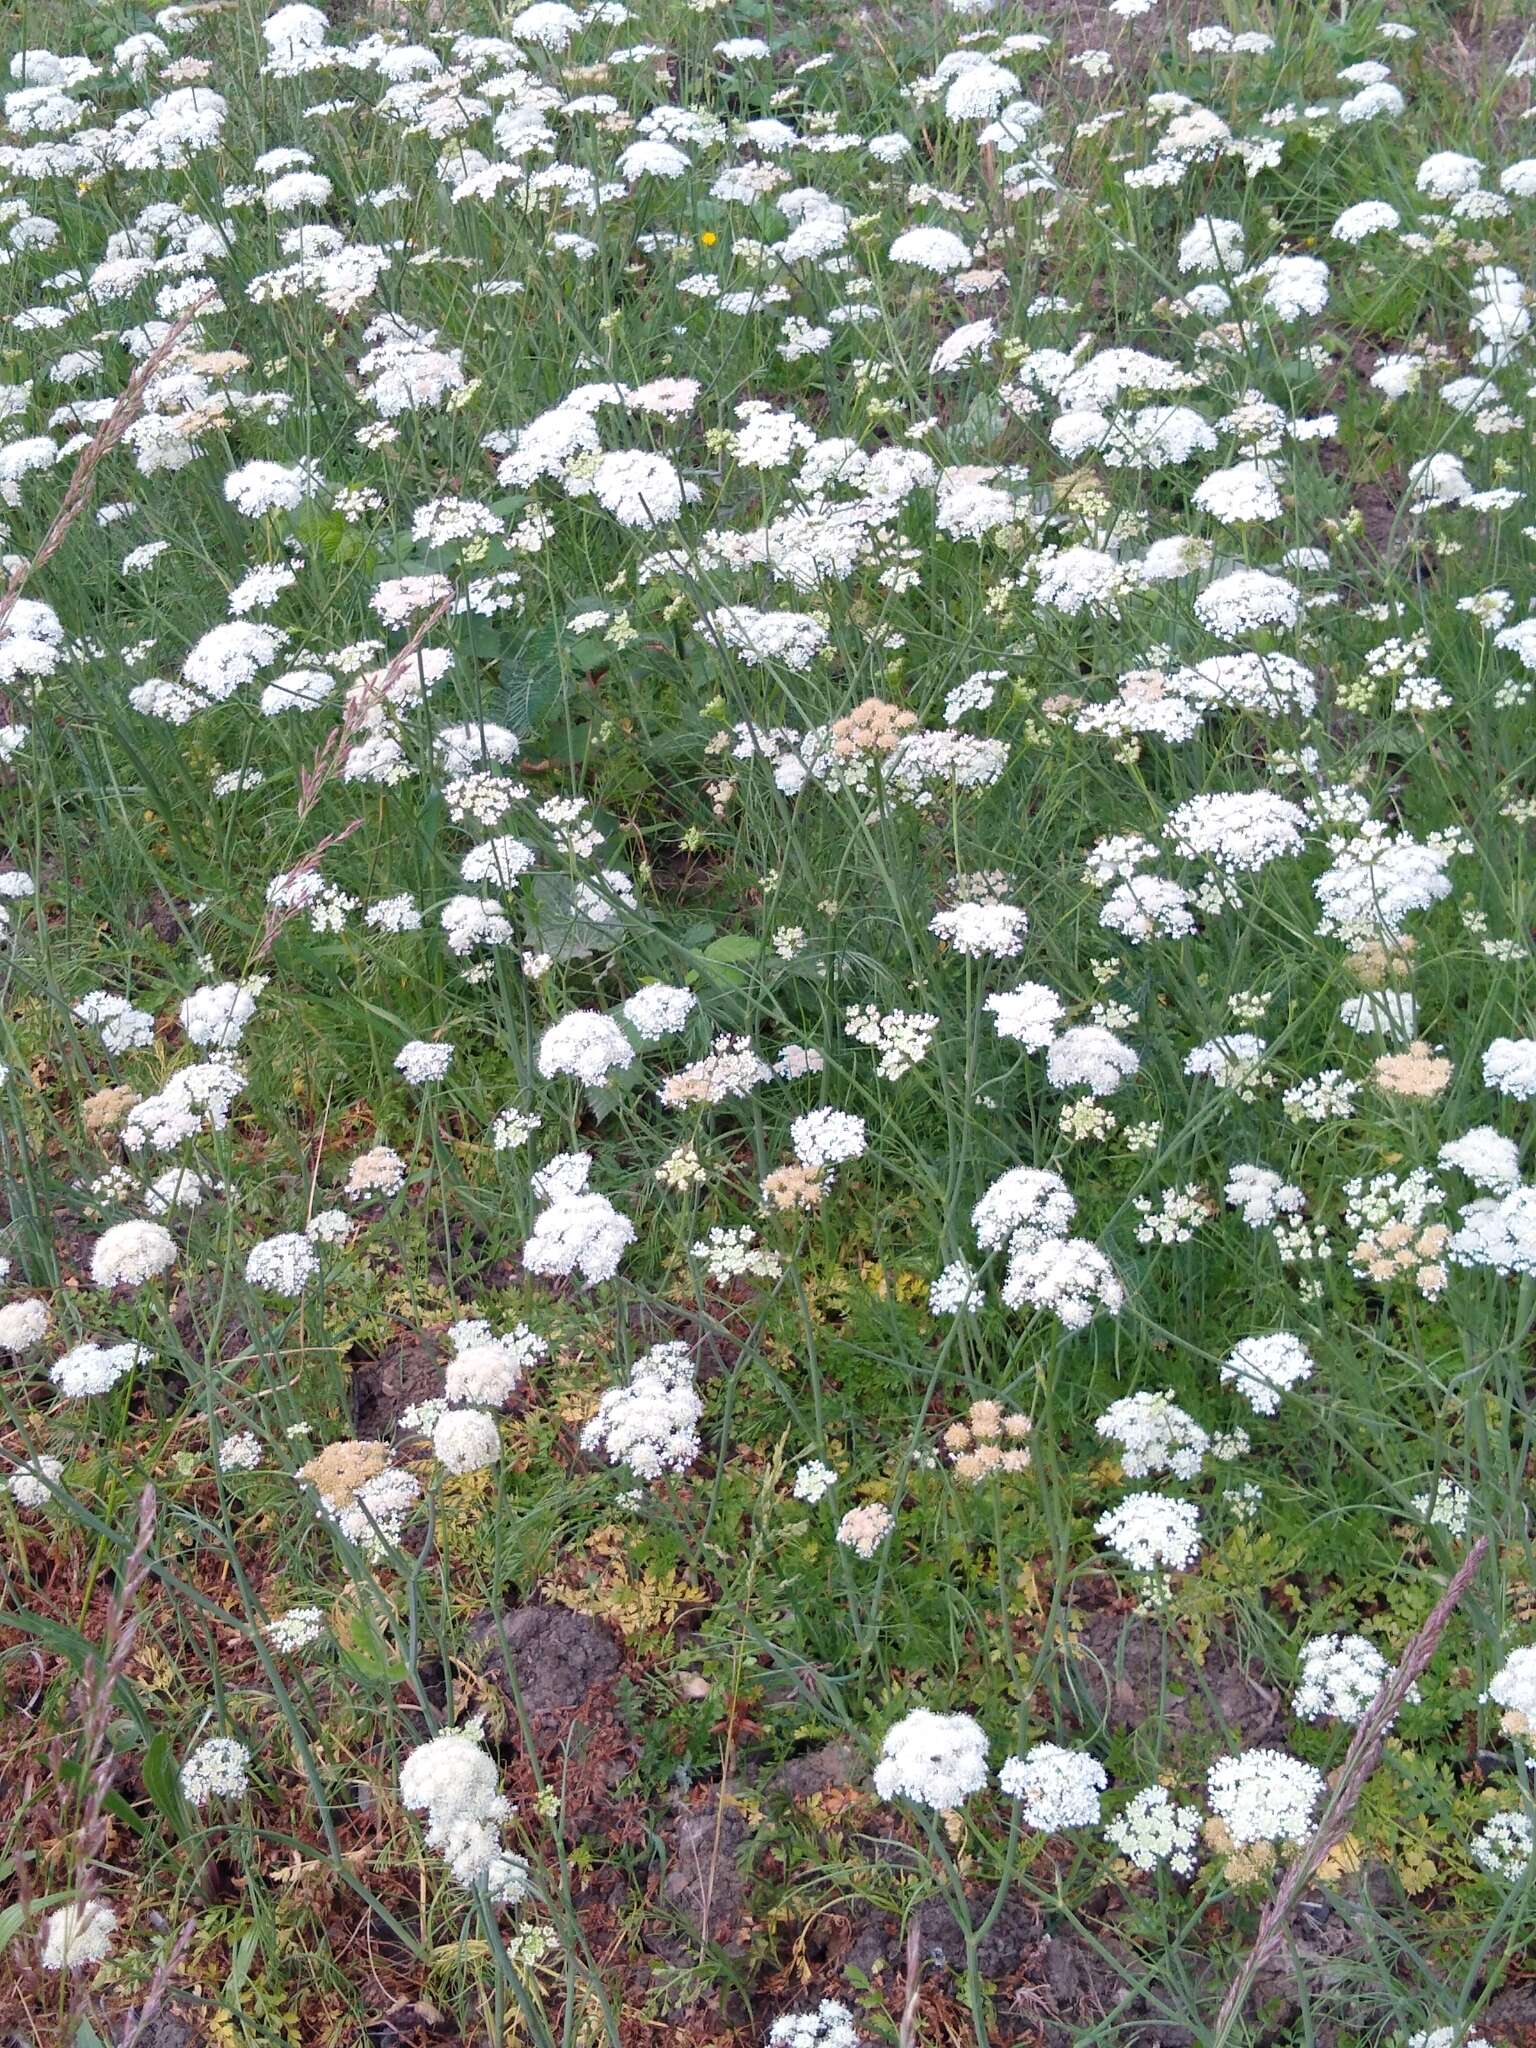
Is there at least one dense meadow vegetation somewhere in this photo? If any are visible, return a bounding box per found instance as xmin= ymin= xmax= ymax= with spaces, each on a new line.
xmin=2 ymin=0 xmax=1536 ymax=2040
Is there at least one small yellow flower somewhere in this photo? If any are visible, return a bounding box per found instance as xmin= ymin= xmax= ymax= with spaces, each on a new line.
xmin=699 ymin=230 xmax=717 ymax=246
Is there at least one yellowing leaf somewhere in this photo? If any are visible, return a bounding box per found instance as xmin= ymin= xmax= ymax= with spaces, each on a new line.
xmin=1317 ymin=1833 xmax=1364 ymax=1881
xmin=1397 ymin=1845 xmax=1437 ymax=1895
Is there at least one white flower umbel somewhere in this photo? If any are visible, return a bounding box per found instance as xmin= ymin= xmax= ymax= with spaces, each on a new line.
xmin=245 ymin=1231 xmax=319 ymax=1296
xmin=1485 ymin=1644 xmax=1536 ymax=1737
xmin=1220 ymin=1333 xmax=1315 ymax=1415
xmin=999 ymin=1743 xmax=1107 ymax=1829
xmin=1483 ymin=1038 xmax=1536 ymax=1102
xmin=591 ymin=449 xmax=683 ymax=529
xmin=524 ymin=1185 xmax=635 ymax=1287
xmin=90 ymin=1220 xmax=176 ymax=1289
xmin=1293 ymin=1633 xmax=1406 ymax=1724
xmin=50 ymin=1340 xmax=148 ymax=1399
xmin=178 ymin=978 xmax=261 ymax=1049
xmin=432 ymin=1407 xmax=501 ymax=1475
xmin=395 ymin=1040 xmax=453 ymax=1085
xmin=580 ymin=1341 xmax=701 ymax=1481
xmin=40 ymin=1900 xmax=117 ymax=1972
xmin=621 ymin=984 xmax=696 ymax=1041
xmin=1095 ymin=1492 xmax=1202 ymax=1574
xmin=1206 ymin=1748 xmax=1324 ymax=1847
xmin=872 ymin=1708 xmax=989 ymax=1810
xmin=180 ymin=1735 xmax=251 ymax=1807
xmin=1002 ymin=1236 xmax=1124 ymax=1330
xmin=0 ymin=1298 xmax=49 ymax=1352
xmin=789 ymin=1108 xmax=866 ymax=1170
xmin=1106 ymin=1785 xmax=1201 ymax=1875
xmin=888 ymin=226 xmax=971 ymax=274
xmin=1095 ymin=1391 xmax=1210 ymax=1480
xmin=444 ymin=1318 xmax=546 ymax=1406
xmin=537 ymin=1009 xmax=635 ymax=1089
xmin=1470 ymin=1809 xmax=1534 ymax=1882
xmin=399 ymin=1726 xmax=529 ymax=1903
xmin=972 ymin=1166 xmax=1075 ymax=1252
xmin=1438 ymin=1128 xmax=1522 ymax=1194
xmin=767 ymin=2000 xmax=864 ymax=2048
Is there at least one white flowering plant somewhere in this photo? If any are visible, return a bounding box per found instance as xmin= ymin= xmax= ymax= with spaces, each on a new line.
xmin=3 ymin=0 xmax=1535 ymax=2040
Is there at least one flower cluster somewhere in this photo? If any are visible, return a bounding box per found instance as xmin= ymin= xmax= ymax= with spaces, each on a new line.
xmin=399 ymin=1727 xmax=529 ymax=1902
xmin=5 ymin=0 xmax=1536 ymax=2022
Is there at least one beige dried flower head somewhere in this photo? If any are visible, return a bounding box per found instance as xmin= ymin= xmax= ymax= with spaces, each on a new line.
xmin=83 ymin=1084 xmax=141 ymax=1144
xmin=176 ymin=400 xmax=230 ymax=436
xmin=1372 ymin=1041 xmax=1452 ymax=1098
xmin=944 ymin=1398 xmax=1033 ymax=1482
xmin=1353 ymin=1219 xmax=1452 ymax=1299
xmin=836 ymin=1501 xmax=894 ymax=1559
xmin=760 ymin=1163 xmax=825 ymax=1213
xmin=1040 ymin=692 xmax=1081 ymax=720
xmin=298 ymin=1439 xmax=390 ymax=1511
xmin=1346 ymin=936 xmax=1416 ymax=987
xmin=830 ymin=697 xmax=917 ymax=756
xmin=185 ymin=350 xmax=250 ymax=378
xmin=968 ymin=1398 xmax=1004 ymax=1439
xmin=345 ymin=1144 xmax=406 ymax=1200
xmin=1120 ymin=669 xmax=1174 ymax=704
xmin=949 ymin=868 xmax=1013 ymax=907
xmin=1202 ymin=1814 xmax=1276 ymax=1885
